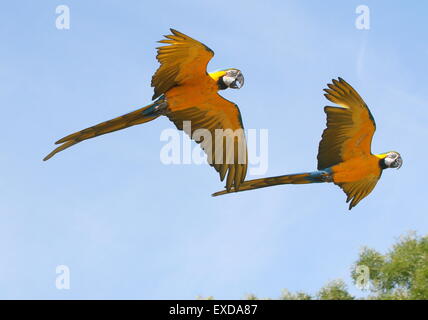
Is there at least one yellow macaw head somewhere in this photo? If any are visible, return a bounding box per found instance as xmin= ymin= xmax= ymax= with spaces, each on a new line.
xmin=209 ymin=68 xmax=244 ymax=90
xmin=376 ymin=151 xmax=403 ymax=169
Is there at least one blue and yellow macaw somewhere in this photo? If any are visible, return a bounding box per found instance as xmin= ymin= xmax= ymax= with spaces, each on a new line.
xmin=44 ymin=29 xmax=248 ymax=191
xmin=213 ymin=78 xmax=403 ymax=209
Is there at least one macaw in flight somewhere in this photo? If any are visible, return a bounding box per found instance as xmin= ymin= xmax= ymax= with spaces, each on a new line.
xmin=44 ymin=29 xmax=248 ymax=191
xmin=213 ymin=78 xmax=402 ymax=209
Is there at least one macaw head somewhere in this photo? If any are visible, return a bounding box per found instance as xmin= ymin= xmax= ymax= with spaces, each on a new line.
xmin=377 ymin=151 xmax=403 ymax=169
xmin=209 ymin=68 xmax=244 ymax=90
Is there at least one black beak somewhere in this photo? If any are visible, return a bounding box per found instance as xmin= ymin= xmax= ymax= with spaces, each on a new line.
xmin=230 ymin=72 xmax=244 ymax=89
xmin=394 ymin=157 xmax=403 ymax=169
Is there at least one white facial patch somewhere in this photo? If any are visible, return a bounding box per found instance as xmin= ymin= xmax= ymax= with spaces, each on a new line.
xmin=222 ymin=76 xmax=235 ymax=87
xmin=384 ymin=156 xmax=395 ymax=167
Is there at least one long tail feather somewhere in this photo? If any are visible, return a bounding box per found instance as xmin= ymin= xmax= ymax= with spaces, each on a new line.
xmin=212 ymin=170 xmax=331 ymax=196
xmin=44 ymin=100 xmax=165 ymax=161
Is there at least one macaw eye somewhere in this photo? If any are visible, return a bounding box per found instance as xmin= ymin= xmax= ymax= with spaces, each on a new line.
xmin=228 ymin=70 xmax=238 ymax=77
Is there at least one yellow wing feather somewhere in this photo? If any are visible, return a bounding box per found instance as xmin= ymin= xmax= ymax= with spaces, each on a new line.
xmin=318 ymin=77 xmax=376 ymax=170
xmin=338 ymin=173 xmax=381 ymax=209
xmin=151 ymin=29 xmax=214 ymax=100
xmin=166 ymin=94 xmax=247 ymax=191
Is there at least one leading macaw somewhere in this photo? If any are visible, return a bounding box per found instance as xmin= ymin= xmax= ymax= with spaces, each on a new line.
xmin=44 ymin=29 xmax=248 ymax=191
xmin=213 ymin=78 xmax=402 ymax=209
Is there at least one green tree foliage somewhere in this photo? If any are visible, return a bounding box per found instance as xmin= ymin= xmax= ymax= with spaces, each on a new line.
xmin=202 ymin=232 xmax=427 ymax=300
xmin=351 ymin=232 xmax=428 ymax=300
xmin=316 ymin=280 xmax=354 ymax=300
xmin=280 ymin=289 xmax=312 ymax=300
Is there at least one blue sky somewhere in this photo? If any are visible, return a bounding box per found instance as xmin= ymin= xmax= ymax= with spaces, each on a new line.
xmin=0 ymin=0 xmax=427 ymax=299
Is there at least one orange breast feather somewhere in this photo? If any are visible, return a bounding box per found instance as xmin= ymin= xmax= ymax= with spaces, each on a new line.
xmin=331 ymin=156 xmax=381 ymax=184
xmin=165 ymin=78 xmax=218 ymax=112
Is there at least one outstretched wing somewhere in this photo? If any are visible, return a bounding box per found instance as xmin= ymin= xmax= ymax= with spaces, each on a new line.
xmin=337 ymin=172 xmax=381 ymax=210
xmin=318 ymin=77 xmax=376 ymax=170
xmin=151 ymin=28 xmax=215 ymax=100
xmin=167 ymin=94 xmax=247 ymax=191
xmin=319 ymin=78 xmax=381 ymax=209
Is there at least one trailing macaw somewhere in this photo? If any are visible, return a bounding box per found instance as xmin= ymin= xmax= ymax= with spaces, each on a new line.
xmin=213 ymin=78 xmax=402 ymax=209
xmin=44 ymin=29 xmax=247 ymax=191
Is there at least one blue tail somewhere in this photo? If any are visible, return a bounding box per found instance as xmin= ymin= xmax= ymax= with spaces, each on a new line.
xmin=212 ymin=169 xmax=332 ymax=196
xmin=43 ymin=96 xmax=167 ymax=161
